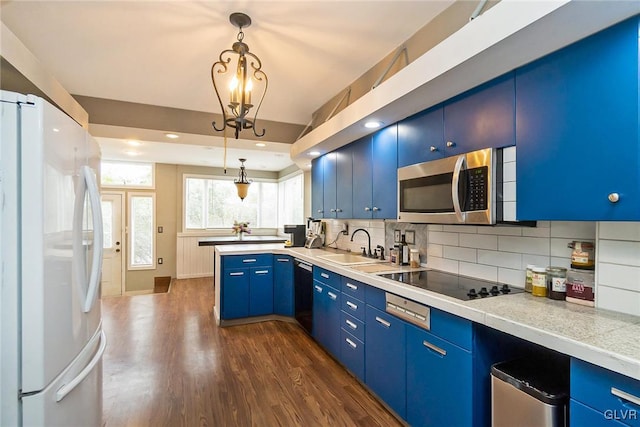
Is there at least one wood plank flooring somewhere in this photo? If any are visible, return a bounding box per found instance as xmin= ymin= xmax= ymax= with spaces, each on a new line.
xmin=102 ymin=277 xmax=402 ymax=427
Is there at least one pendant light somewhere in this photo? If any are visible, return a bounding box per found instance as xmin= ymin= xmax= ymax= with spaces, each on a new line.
xmin=235 ymin=158 xmax=252 ymax=201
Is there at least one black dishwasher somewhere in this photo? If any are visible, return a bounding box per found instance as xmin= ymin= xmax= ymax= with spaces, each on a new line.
xmin=294 ymin=259 xmax=313 ymax=335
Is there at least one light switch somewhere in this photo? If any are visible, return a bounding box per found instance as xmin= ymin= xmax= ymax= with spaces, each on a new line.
xmin=158 ymin=226 xmax=163 ymax=233
xmin=158 ymin=258 xmax=163 ymax=264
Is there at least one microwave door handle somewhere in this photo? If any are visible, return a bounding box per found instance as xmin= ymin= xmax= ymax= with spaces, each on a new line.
xmin=452 ymin=155 xmax=466 ymax=222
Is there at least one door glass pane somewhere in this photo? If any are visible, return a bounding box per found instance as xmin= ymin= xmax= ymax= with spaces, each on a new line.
xmin=101 ymin=200 xmax=113 ymax=249
xmin=130 ymin=196 xmax=153 ymax=266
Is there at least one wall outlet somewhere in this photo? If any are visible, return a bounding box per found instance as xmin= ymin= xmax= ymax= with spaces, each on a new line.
xmin=158 ymin=226 xmax=163 ymax=233
xmin=158 ymin=257 xmax=163 ymax=265
xmin=342 ymin=223 xmax=349 ymax=235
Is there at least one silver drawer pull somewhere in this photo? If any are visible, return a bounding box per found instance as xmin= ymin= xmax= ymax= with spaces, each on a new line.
xmin=423 ymin=340 xmax=447 ymax=357
xmin=254 ymin=270 xmax=269 ymax=274
xmin=375 ymin=316 xmax=391 ymax=328
xmin=345 ymin=319 xmax=358 ymax=330
xmin=320 ymin=272 xmax=329 ymax=279
xmin=229 ymin=272 xmax=244 ymax=276
xmin=328 ymin=292 xmax=337 ymax=300
xmin=611 ymin=387 xmax=640 ymax=407
xmin=346 ymin=301 xmax=358 ymax=310
xmin=346 ymin=283 xmax=358 ymax=290
xmin=242 ymin=259 xmax=257 ymax=263
xmin=276 ymin=258 xmax=289 ymax=262
xmin=345 ymin=338 xmax=357 ymax=349
xmin=314 ymin=285 xmax=323 ymax=292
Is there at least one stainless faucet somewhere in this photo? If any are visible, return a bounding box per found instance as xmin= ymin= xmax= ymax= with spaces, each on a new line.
xmin=350 ymin=228 xmax=373 ymax=257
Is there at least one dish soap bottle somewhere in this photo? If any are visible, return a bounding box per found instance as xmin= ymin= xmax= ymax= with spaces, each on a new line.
xmin=400 ymin=234 xmax=409 ymax=266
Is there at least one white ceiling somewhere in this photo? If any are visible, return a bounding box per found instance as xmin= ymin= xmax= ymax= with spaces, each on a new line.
xmin=0 ymin=0 xmax=454 ymax=171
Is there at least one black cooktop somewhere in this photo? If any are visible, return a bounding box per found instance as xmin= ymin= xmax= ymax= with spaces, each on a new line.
xmin=379 ymin=270 xmax=524 ymax=301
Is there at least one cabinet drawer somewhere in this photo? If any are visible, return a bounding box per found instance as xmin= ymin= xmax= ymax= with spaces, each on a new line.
xmin=224 ymin=254 xmax=273 ymax=269
xmin=313 ymin=266 xmax=341 ymax=289
xmin=571 ymin=358 xmax=640 ymax=427
xmin=430 ymin=308 xmax=473 ymax=351
xmin=570 ymin=399 xmax=628 ymax=427
xmin=341 ymin=276 xmax=366 ymax=301
xmin=341 ymin=295 xmax=365 ymax=321
xmin=365 ymin=284 xmax=386 ymax=310
xmin=340 ymin=329 xmax=365 ymax=382
xmin=341 ymin=311 xmax=365 ymax=342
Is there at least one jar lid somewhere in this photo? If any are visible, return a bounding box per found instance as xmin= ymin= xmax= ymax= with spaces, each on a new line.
xmin=545 ymin=266 xmax=567 ymax=273
xmin=526 ymin=264 xmax=536 ymax=269
xmin=532 ymin=267 xmax=546 ymax=273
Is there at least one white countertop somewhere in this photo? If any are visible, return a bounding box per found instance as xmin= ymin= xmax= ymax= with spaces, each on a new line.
xmin=214 ymin=244 xmax=640 ymax=381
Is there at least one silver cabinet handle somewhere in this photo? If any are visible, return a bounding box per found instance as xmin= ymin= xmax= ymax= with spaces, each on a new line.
xmin=423 ymin=340 xmax=447 ymax=357
xmin=330 ymin=208 xmax=336 ymax=212
xmin=229 ymin=272 xmax=244 ymax=276
xmin=276 ymin=258 xmax=289 ymax=262
xmin=336 ymin=208 xmax=342 ymax=212
xmin=446 ymin=141 xmax=456 ymax=148
xmin=375 ymin=316 xmax=391 ymax=328
xmin=608 ymin=193 xmax=620 ymax=203
xmin=364 ymin=207 xmax=371 ymax=211
xmin=243 ymin=259 xmax=257 ymax=263
xmin=345 ymin=337 xmax=357 ymax=349
xmin=320 ymin=272 xmax=329 ymax=279
xmin=346 ymin=301 xmax=358 ymax=310
xmin=254 ymin=270 xmax=269 ymax=274
xmin=430 ymin=146 xmax=438 ymax=152
xmin=317 ymin=209 xmax=323 ymax=213
xmin=328 ymin=291 xmax=337 ymax=300
xmin=372 ymin=207 xmax=379 ymax=212
xmin=346 ymin=283 xmax=358 ymax=290
xmin=345 ymin=319 xmax=358 ymax=330
xmin=611 ymin=387 xmax=640 ymax=407
xmin=314 ymin=285 xmax=323 ymax=292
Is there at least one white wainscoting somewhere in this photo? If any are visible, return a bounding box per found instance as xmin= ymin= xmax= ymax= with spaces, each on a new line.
xmin=176 ymin=235 xmax=215 ymax=279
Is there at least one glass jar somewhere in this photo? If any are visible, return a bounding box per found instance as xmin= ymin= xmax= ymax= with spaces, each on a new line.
xmin=546 ymin=267 xmax=567 ymax=300
xmin=524 ymin=264 xmax=535 ymax=293
xmin=531 ymin=267 xmax=547 ymax=297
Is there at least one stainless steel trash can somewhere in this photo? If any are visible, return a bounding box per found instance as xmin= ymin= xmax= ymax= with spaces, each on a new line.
xmin=491 ymin=356 xmax=569 ymax=427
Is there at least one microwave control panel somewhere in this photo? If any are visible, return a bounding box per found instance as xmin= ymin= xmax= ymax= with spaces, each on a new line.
xmin=463 ymin=166 xmax=488 ymax=211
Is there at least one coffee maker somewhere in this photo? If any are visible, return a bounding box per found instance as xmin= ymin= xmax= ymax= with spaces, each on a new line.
xmin=304 ymin=219 xmax=323 ymax=248
xmin=283 ymin=224 xmax=306 ymax=247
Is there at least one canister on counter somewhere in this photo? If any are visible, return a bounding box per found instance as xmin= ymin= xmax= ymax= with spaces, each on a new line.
xmin=531 ymin=267 xmax=547 ymax=297
xmin=524 ymin=264 xmax=535 ymax=293
xmin=545 ymin=267 xmax=567 ymax=300
xmin=566 ymin=269 xmax=595 ymax=307
xmin=410 ymin=249 xmax=420 ymax=268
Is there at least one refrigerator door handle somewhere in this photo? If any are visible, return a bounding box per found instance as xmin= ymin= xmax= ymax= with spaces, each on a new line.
xmin=81 ymin=166 xmax=104 ymax=313
xmin=55 ymin=330 xmax=106 ymax=402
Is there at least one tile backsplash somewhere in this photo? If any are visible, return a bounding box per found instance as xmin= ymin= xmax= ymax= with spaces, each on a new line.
xmin=322 ymin=219 xmax=385 ymax=256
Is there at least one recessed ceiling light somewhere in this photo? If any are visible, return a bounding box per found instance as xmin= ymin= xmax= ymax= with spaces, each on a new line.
xmin=124 ymin=150 xmax=140 ymax=156
xmin=255 ymin=142 xmax=266 ymax=147
xmin=52 ymin=128 xmax=60 ymax=133
xmin=127 ymin=140 xmax=141 ymax=146
xmin=364 ymin=120 xmax=383 ymax=129
xmin=308 ymin=151 xmax=321 ymax=156
xmin=165 ymin=133 xmax=179 ymax=139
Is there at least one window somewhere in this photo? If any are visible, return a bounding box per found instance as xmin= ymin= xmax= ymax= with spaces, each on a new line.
xmin=184 ymin=175 xmax=279 ymax=230
xmin=101 ymin=161 xmax=154 ymax=188
xmin=128 ymin=193 xmax=155 ymax=269
xmin=278 ymin=173 xmax=304 ymax=227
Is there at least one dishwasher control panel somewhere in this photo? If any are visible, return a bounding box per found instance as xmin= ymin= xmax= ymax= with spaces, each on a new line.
xmin=385 ymin=293 xmax=430 ymax=330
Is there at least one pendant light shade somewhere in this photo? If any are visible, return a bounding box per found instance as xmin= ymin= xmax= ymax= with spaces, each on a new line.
xmin=234 ymin=158 xmax=252 ymax=201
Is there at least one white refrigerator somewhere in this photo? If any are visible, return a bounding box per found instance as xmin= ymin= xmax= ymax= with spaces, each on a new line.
xmin=1 ymin=91 xmax=105 ymax=426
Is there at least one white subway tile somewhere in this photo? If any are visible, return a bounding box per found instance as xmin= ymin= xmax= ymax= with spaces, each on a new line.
xmin=369 ymin=220 xmax=385 ymax=229
xmin=459 ymin=233 xmax=498 ymax=250
xmin=477 ymin=250 xmax=522 ymax=269
xmin=427 ymin=257 xmax=459 ymax=274
xmin=598 ymin=222 xmax=640 ymax=241
xmin=498 ymin=267 xmax=525 ymax=288
xmin=428 ymin=244 xmax=443 ymax=258
xmin=428 ymin=224 xmax=444 ymax=232
xmin=503 ymin=202 xmax=517 ymax=222
xmin=503 ymin=182 xmax=516 ymax=202
xmin=499 ymin=236 xmax=550 ymax=256
xmin=478 ymin=226 xmax=523 ymax=236
xmin=521 ymin=255 xmax=550 ymax=269
xmin=550 ymin=238 xmax=575 ymax=258
xmin=522 ymin=226 xmax=551 ymax=238
xmin=549 ymin=257 xmax=571 ymax=269
xmin=536 ymin=221 xmax=551 ymax=229
xmin=503 ymin=146 xmax=516 ymax=162
xmin=599 ymin=263 xmax=640 ymax=292
xmin=503 ymin=162 xmax=516 ymax=182
xmin=550 ymin=221 xmax=596 ymax=239
xmin=444 ymin=246 xmax=477 ymax=263
xmin=429 ymin=231 xmax=459 ymax=246
xmin=443 ymin=225 xmax=477 ymax=233
xmin=599 ymin=240 xmax=640 ymax=267
xmin=459 ymin=262 xmax=497 ymax=282
xmin=596 ymin=286 xmax=640 ymax=317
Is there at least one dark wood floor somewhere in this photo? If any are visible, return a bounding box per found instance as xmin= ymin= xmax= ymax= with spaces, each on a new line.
xmin=102 ymin=277 xmax=402 ymax=427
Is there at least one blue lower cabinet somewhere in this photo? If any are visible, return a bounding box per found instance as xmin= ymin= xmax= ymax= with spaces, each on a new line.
xmin=221 ymin=268 xmax=249 ymax=319
xmin=365 ymin=305 xmax=406 ymax=419
xmin=249 ymin=266 xmax=273 ymax=316
xmin=570 ymin=400 xmax=628 ymax=427
xmin=273 ymin=256 xmax=294 ymax=316
xmin=312 ymin=281 xmax=341 ymax=358
xmin=340 ymin=329 xmax=365 ymax=382
xmin=406 ymin=324 xmax=472 ymax=427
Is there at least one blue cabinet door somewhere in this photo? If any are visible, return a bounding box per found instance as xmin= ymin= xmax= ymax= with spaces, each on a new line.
xmin=322 ymin=152 xmax=337 ymax=219
xmin=273 ymin=256 xmax=293 ymax=316
xmin=249 ymin=266 xmax=273 ymax=316
xmin=406 ymin=324 xmax=473 ymax=427
xmin=311 ymin=156 xmax=324 ymax=218
xmin=365 ymin=306 xmax=406 ymax=419
xmin=371 ymin=124 xmax=398 ymax=219
xmin=444 ymin=72 xmax=515 ymax=156
xmin=312 ymin=281 xmax=327 ymax=344
xmin=340 ymin=329 xmax=365 ymax=382
xmin=351 ymin=135 xmax=373 ymax=219
xmin=335 ymin=145 xmax=353 ymax=219
xmin=397 ymin=105 xmax=445 ymax=167
xmin=516 ymin=17 xmax=639 ymax=220
xmin=221 ymin=268 xmax=249 ymax=319
xmin=324 ymin=285 xmax=341 ymax=358
xmin=570 ymin=400 xmax=628 ymax=427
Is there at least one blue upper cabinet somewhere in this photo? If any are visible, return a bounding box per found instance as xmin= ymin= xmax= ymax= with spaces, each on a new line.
xmin=371 ymin=124 xmax=398 ymax=219
xmin=397 ymin=105 xmax=444 ymax=167
xmin=311 ymin=156 xmax=324 ymax=218
xmin=516 ymin=17 xmax=640 ymax=220
xmin=322 ymin=152 xmax=337 ymax=219
xmin=351 ymin=135 xmax=374 ymax=219
xmin=335 ymin=146 xmax=354 ymax=218
xmin=444 ymin=72 xmax=515 ymax=156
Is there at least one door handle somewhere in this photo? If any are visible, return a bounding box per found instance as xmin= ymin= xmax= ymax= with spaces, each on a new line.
xmin=375 ymin=316 xmax=391 ymax=328
xmin=452 ymin=154 xmax=466 ymax=223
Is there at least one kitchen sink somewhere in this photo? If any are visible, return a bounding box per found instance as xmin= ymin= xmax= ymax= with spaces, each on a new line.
xmin=315 ymin=253 xmax=381 ymax=265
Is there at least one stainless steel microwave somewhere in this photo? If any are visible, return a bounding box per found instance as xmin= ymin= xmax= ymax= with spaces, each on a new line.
xmin=397 ymin=148 xmax=496 ymax=224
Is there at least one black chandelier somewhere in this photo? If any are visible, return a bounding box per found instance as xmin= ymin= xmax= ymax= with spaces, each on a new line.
xmin=211 ymin=12 xmax=267 ymax=139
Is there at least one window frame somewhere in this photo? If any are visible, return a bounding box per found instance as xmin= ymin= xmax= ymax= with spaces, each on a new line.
xmin=127 ymin=191 xmax=156 ymax=271
xmin=101 ymin=161 xmax=156 ymax=190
